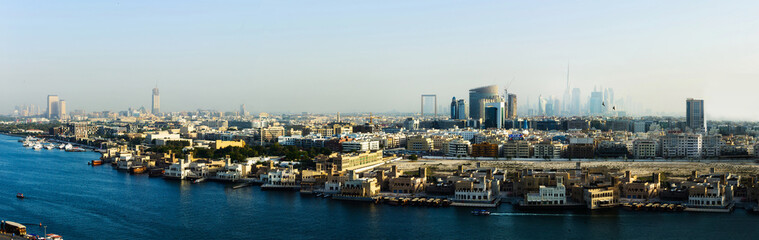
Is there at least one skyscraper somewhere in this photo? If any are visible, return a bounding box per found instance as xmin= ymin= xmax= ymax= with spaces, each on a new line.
xmin=571 ymin=88 xmax=581 ymax=116
xmin=507 ymin=93 xmax=517 ymax=119
xmin=484 ymin=101 xmax=505 ymax=129
xmin=468 ymin=85 xmax=500 ymax=120
xmin=456 ymin=99 xmax=468 ymax=120
xmin=58 ymin=100 xmax=66 ymax=119
xmin=450 ymin=97 xmax=457 ymax=119
xmin=589 ymin=88 xmax=603 ymax=115
xmin=686 ymin=98 xmax=706 ymax=133
xmin=47 ymin=95 xmax=59 ymax=119
xmin=152 ymin=87 xmax=160 ymax=115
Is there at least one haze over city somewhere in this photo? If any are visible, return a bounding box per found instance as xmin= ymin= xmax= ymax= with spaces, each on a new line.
xmin=2 ymin=1 xmax=758 ymax=120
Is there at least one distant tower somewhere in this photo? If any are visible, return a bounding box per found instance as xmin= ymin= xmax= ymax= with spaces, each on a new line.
xmin=507 ymin=94 xmax=517 ymax=119
xmin=58 ymin=100 xmax=67 ymax=119
xmin=47 ymin=95 xmax=59 ymax=119
xmin=686 ymin=98 xmax=706 ymax=133
xmin=239 ymin=104 xmax=247 ymax=116
xmin=152 ymin=87 xmax=160 ymax=115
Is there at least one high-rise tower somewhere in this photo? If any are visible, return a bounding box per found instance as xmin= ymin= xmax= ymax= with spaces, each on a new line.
xmin=47 ymin=95 xmax=59 ymax=119
xmin=152 ymin=87 xmax=160 ymax=115
xmin=686 ymin=98 xmax=706 ymax=133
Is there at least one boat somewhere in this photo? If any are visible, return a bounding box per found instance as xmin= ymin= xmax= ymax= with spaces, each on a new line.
xmin=233 ymin=182 xmax=253 ymax=189
xmin=58 ymin=144 xmax=66 ymax=149
xmin=16 ymin=193 xmax=24 ymax=199
xmin=46 ymin=233 xmax=64 ymax=240
xmin=66 ymin=147 xmax=86 ymax=152
xmin=131 ymin=166 xmax=147 ymax=174
xmin=471 ymin=209 xmax=491 ymax=216
xmin=148 ymin=168 xmax=165 ymax=177
xmin=193 ymin=178 xmax=206 ymax=184
xmin=90 ymin=160 xmax=103 ymax=166
xmin=33 ymin=143 xmax=43 ymax=150
xmin=64 ymin=143 xmax=73 ymax=150
xmin=45 ymin=144 xmax=55 ymax=150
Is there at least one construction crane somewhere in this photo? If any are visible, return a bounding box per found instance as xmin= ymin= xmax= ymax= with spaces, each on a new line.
xmin=367 ymin=112 xmax=378 ymax=124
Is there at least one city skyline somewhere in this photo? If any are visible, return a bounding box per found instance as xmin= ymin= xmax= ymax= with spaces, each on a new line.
xmin=2 ymin=1 xmax=759 ymax=121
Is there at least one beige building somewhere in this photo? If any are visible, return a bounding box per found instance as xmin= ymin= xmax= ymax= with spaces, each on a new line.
xmin=583 ymin=187 xmax=619 ymax=209
xmin=210 ymin=140 xmax=246 ymax=150
xmin=406 ymin=135 xmax=434 ymax=152
xmin=316 ymin=150 xmax=385 ymax=172
xmin=502 ymin=140 xmax=531 ymax=158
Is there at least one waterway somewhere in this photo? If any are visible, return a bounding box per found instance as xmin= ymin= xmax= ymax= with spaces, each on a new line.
xmin=1 ymin=134 xmax=758 ymax=239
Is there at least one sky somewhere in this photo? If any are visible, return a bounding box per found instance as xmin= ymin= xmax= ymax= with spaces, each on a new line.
xmin=2 ymin=1 xmax=758 ymax=120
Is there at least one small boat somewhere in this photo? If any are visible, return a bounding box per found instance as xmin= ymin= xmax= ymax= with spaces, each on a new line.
xmin=233 ymin=183 xmax=252 ymax=189
xmin=193 ymin=178 xmax=206 ymax=184
xmin=90 ymin=160 xmax=103 ymax=166
xmin=33 ymin=143 xmax=43 ymax=150
xmin=16 ymin=193 xmax=24 ymax=199
xmin=471 ymin=209 xmax=490 ymax=216
xmin=45 ymin=144 xmax=55 ymax=150
xmin=46 ymin=233 xmax=64 ymax=240
xmin=148 ymin=168 xmax=165 ymax=177
xmin=131 ymin=166 xmax=147 ymax=174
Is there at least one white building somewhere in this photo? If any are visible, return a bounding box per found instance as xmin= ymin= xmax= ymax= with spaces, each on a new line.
xmin=261 ymin=168 xmax=299 ymax=189
xmin=165 ymin=158 xmax=192 ymax=180
xmin=661 ymin=133 xmax=702 ymax=158
xmin=525 ymin=176 xmax=566 ymax=205
xmin=447 ymin=139 xmax=471 ymax=157
xmin=688 ymin=182 xmax=732 ymax=208
xmin=453 ymin=177 xmax=499 ymax=203
xmin=278 ymin=135 xmax=302 ymax=146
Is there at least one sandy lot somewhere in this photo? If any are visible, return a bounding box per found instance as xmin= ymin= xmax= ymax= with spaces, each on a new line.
xmin=385 ymin=158 xmax=759 ymax=177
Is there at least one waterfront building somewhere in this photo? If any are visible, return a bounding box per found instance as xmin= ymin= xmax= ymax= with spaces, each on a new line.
xmin=453 ymin=176 xmax=500 ymax=205
xmin=261 ymin=167 xmax=300 ymax=190
xmin=620 ymin=172 xmax=660 ymax=202
xmin=152 ymin=87 xmax=160 ymax=115
xmin=469 ymin=85 xmax=500 ymax=120
xmin=686 ymin=98 xmax=706 ymax=133
xmin=389 ymin=175 xmax=426 ymax=194
xmin=215 ymin=158 xmax=253 ymax=181
xmin=687 ymin=182 xmax=732 ymax=208
xmin=446 ymin=139 xmax=471 ymax=157
xmin=165 ymin=157 xmax=192 ymax=180
xmin=339 ymin=174 xmax=380 ymax=198
xmin=300 ymin=170 xmax=327 ymax=193
xmin=524 ymin=176 xmax=567 ymax=205
xmin=583 ymin=187 xmax=619 ymax=209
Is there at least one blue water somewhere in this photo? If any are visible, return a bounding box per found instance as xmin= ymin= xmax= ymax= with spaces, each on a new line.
xmin=1 ymin=134 xmax=759 ymax=239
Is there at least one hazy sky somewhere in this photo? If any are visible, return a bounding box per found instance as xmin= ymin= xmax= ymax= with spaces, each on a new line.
xmin=2 ymin=1 xmax=758 ymax=120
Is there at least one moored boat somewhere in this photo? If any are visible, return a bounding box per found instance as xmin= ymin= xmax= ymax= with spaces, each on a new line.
xmin=131 ymin=166 xmax=147 ymax=174
xmin=471 ymin=209 xmax=490 ymax=216
xmin=90 ymin=160 xmax=103 ymax=166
